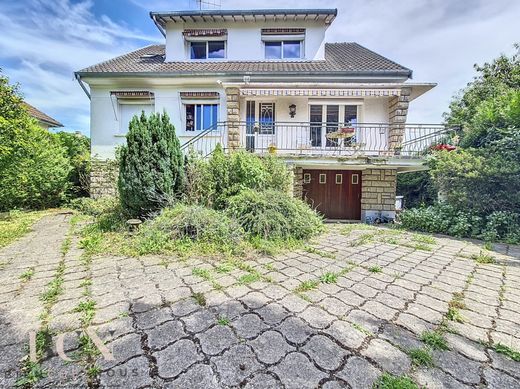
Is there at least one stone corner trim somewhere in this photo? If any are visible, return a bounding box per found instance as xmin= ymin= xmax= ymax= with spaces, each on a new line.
xmin=361 ymin=169 xmax=397 ymax=212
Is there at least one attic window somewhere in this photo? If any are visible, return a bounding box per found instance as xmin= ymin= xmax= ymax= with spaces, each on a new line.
xmin=191 ymin=41 xmax=226 ymax=59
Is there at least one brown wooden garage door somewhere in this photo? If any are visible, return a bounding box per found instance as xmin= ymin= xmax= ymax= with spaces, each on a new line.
xmin=302 ymin=169 xmax=362 ymax=220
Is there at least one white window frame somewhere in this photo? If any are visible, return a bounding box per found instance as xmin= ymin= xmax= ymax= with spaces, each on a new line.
xmin=188 ymin=39 xmax=227 ymax=60
xmin=352 ymin=174 xmax=359 ymax=185
xmin=303 ymin=173 xmax=311 ymax=184
xmin=183 ymin=101 xmax=219 ymax=132
xmin=263 ymin=40 xmax=304 ymax=60
xmin=335 ymin=174 xmax=343 ymax=184
xmin=319 ymin=173 xmax=327 ymax=184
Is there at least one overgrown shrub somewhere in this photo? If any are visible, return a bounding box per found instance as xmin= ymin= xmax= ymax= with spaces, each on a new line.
xmin=118 ymin=111 xmax=184 ymax=218
xmin=55 ymin=131 xmax=90 ymax=198
xmin=184 ymin=145 xmax=292 ymax=208
xmin=226 ymin=189 xmax=323 ymax=240
xmin=399 ymin=204 xmax=520 ymax=243
xmin=70 ymin=196 xmax=126 ymax=232
xmin=132 ymin=204 xmax=244 ymax=254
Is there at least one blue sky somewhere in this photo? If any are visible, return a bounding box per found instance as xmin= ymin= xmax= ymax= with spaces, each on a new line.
xmin=0 ymin=0 xmax=519 ymax=135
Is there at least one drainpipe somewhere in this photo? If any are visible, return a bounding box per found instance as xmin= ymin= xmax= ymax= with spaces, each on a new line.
xmin=75 ymin=73 xmax=90 ymax=100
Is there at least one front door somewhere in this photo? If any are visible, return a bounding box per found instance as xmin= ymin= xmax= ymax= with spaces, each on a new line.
xmin=302 ymin=169 xmax=362 ymax=220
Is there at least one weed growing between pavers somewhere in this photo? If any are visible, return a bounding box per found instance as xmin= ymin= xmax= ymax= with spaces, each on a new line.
xmin=493 ymin=343 xmax=520 ymax=362
xmin=192 ymin=292 xmax=207 ymax=306
xmin=407 ymin=347 xmax=434 ymax=367
xmin=351 ymin=322 xmax=373 ymax=336
xmin=471 ymin=251 xmax=496 ymax=264
xmin=368 ymin=265 xmax=382 ymax=274
xmin=320 ymin=272 xmax=339 ymax=284
xmin=217 ymin=315 xmax=230 ymax=326
xmin=295 ymin=280 xmax=320 ymax=293
xmin=19 ymin=267 xmax=35 ymax=282
xmin=373 ymin=372 xmax=418 ymax=389
xmin=420 ymin=330 xmax=449 ymax=351
xmin=304 ymin=246 xmax=336 ymax=259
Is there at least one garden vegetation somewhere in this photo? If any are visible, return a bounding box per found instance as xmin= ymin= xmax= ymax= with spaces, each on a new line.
xmin=76 ymin=113 xmax=323 ymax=258
xmin=0 ymin=70 xmax=90 ymax=211
xmin=398 ymin=45 xmax=520 ymax=243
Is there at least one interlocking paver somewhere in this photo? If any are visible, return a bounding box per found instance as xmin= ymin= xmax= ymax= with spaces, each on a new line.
xmin=2 ymin=217 xmax=520 ymax=388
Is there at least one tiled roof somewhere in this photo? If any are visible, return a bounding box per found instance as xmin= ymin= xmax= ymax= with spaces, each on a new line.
xmin=22 ymin=102 xmax=63 ymax=127
xmin=76 ymin=42 xmax=411 ymax=77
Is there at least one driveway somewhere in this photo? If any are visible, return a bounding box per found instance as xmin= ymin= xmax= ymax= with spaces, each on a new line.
xmin=1 ymin=214 xmax=520 ymax=388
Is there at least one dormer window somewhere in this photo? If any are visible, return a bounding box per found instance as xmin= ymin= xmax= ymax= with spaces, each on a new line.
xmin=261 ymin=28 xmax=305 ymax=60
xmin=190 ymin=41 xmax=226 ymax=60
xmin=265 ymin=41 xmax=302 ymax=59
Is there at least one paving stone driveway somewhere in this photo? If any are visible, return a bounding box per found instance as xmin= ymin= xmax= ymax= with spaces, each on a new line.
xmin=1 ymin=214 xmax=520 ymax=388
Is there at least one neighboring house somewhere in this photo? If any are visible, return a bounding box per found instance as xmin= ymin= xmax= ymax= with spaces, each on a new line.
xmin=22 ymin=102 xmax=63 ymax=130
xmin=76 ymin=8 xmax=449 ymax=221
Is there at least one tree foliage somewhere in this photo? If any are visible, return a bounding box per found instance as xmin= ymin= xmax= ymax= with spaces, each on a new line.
xmin=0 ymin=70 xmax=71 ymax=211
xmin=403 ymin=45 xmax=520 ymax=243
xmin=55 ymin=131 xmax=91 ymax=198
xmin=118 ymin=111 xmax=184 ymax=217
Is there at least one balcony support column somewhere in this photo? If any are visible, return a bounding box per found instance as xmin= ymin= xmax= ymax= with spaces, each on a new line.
xmin=388 ymin=87 xmax=411 ymax=152
xmin=225 ymin=87 xmax=241 ymax=150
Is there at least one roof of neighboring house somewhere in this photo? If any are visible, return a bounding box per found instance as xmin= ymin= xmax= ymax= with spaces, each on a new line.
xmin=76 ymin=42 xmax=412 ymax=78
xmin=22 ymin=102 xmax=63 ymax=128
xmin=150 ymin=9 xmax=337 ymax=26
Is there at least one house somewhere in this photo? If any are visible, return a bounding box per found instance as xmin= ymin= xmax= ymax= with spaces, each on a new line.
xmin=75 ymin=8 xmax=449 ymax=220
xmin=22 ymin=102 xmax=63 ymax=130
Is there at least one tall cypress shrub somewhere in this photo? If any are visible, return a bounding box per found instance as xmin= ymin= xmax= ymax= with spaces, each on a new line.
xmin=118 ymin=111 xmax=184 ymax=217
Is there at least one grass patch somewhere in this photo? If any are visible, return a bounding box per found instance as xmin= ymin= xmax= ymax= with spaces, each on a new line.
xmin=0 ymin=210 xmax=47 ymax=249
xmin=217 ymin=315 xmax=229 ymax=326
xmin=295 ymin=280 xmax=320 ymax=293
xmin=411 ymin=234 xmax=436 ymax=245
xmin=304 ymin=246 xmax=336 ymax=259
xmin=74 ymin=299 xmax=97 ymax=326
xmin=40 ymin=261 xmax=65 ymax=305
xmin=15 ymin=361 xmax=48 ymax=387
xmin=446 ymin=307 xmax=464 ymax=323
xmin=192 ymin=267 xmax=212 ymax=280
xmin=263 ymin=263 xmax=275 ymax=271
xmin=373 ymin=373 xmax=418 ymax=389
xmin=494 ymin=343 xmax=520 ymax=362
xmin=340 ymin=223 xmax=375 ymax=235
xmin=471 ymin=251 xmax=496 ymax=264
xmin=403 ymin=242 xmax=433 ymax=251
xmin=320 ymin=272 xmax=338 ymax=284
xmin=19 ymin=267 xmax=35 ymax=282
xmin=238 ymin=272 xmax=261 ymax=285
xmin=351 ymin=232 xmax=376 ymax=247
xmin=192 ymin=292 xmax=206 ymax=307
xmin=408 ymin=347 xmax=434 ymax=367
xmin=368 ymin=265 xmax=382 ymax=273
xmin=420 ymin=330 xmax=449 ymax=351
xmin=215 ymin=262 xmax=234 ymax=273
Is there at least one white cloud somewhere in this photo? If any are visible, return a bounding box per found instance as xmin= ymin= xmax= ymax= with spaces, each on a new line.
xmin=0 ymin=0 xmax=160 ymax=133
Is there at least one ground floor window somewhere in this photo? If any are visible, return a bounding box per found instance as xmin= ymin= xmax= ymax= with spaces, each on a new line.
xmin=119 ymin=102 xmax=154 ymax=134
xmin=185 ymin=104 xmax=218 ymax=131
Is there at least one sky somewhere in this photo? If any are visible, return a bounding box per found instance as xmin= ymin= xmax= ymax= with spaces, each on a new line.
xmin=0 ymin=0 xmax=519 ymax=135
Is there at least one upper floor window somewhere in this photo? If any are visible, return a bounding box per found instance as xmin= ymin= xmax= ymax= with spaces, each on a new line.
xmin=190 ymin=41 xmax=226 ymax=60
xmin=265 ymin=40 xmax=302 ymax=59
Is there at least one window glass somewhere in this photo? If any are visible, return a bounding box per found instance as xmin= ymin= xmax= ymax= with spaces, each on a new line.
xmin=344 ymin=105 xmax=358 ymax=124
xmin=195 ymin=105 xmax=203 ymax=130
xmin=208 ymin=41 xmax=225 ymax=58
xmin=186 ymin=104 xmax=195 ymax=131
xmin=283 ymin=41 xmax=301 ymax=59
xmin=265 ymin=41 xmax=282 ymax=59
xmin=319 ymin=174 xmax=326 ymax=184
xmin=190 ymin=42 xmax=207 ymax=59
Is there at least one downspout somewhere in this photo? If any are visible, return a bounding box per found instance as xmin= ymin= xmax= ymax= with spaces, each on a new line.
xmin=151 ymin=14 xmax=166 ymax=38
xmin=75 ymin=73 xmax=90 ymax=100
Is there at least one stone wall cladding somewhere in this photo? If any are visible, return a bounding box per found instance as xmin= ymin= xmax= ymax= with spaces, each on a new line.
xmin=293 ymin=166 xmax=303 ymax=199
xmin=90 ymin=159 xmax=119 ymax=199
xmin=388 ymin=87 xmax=411 ymax=152
xmin=225 ymin=87 xmax=240 ymax=150
xmin=361 ymin=169 xmax=397 ymax=212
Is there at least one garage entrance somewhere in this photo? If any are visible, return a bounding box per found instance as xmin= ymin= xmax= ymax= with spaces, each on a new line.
xmin=302 ymin=169 xmax=362 ymax=220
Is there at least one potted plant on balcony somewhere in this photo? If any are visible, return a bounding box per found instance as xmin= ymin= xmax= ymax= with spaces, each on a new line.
xmin=339 ymin=126 xmax=356 ymax=138
xmin=267 ymin=144 xmax=277 ymax=154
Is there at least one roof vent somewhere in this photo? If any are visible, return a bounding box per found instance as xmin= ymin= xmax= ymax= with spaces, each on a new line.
xmin=140 ymin=53 xmax=161 ymax=59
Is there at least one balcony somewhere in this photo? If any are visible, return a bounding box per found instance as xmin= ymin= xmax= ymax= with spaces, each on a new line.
xmin=181 ymin=121 xmax=454 ymax=159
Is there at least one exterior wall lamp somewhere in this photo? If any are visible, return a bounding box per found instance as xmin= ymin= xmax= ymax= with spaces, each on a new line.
xmin=289 ymin=104 xmax=297 ymax=118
